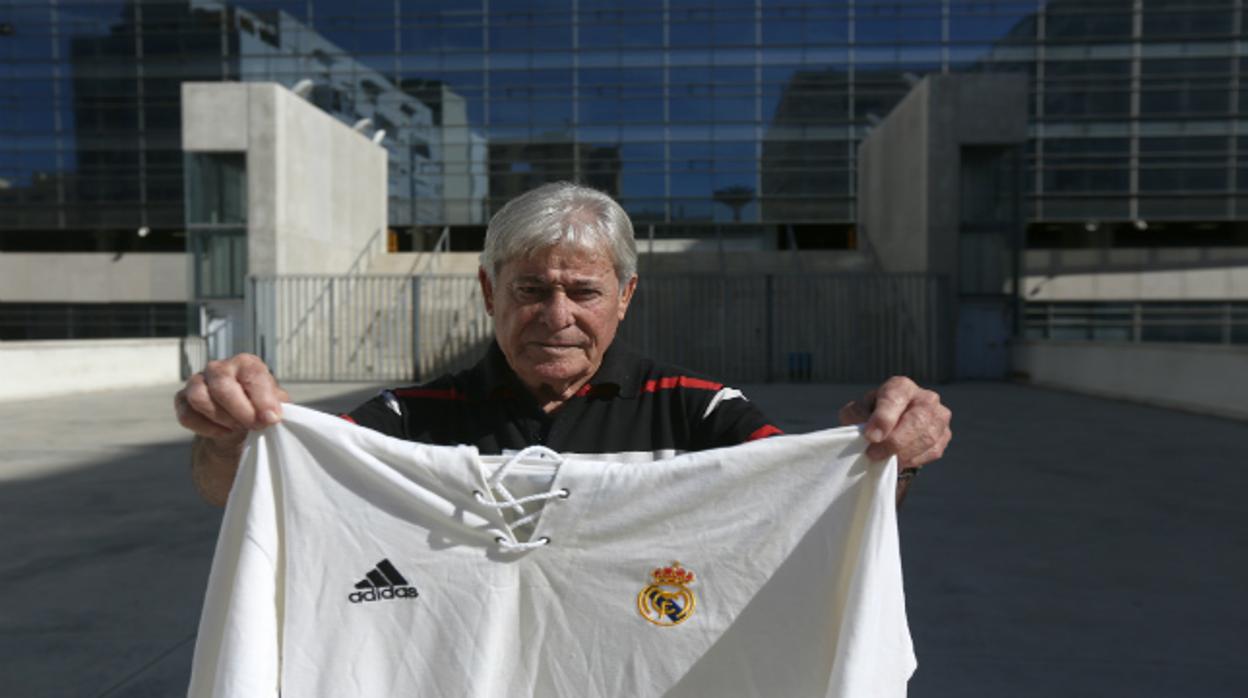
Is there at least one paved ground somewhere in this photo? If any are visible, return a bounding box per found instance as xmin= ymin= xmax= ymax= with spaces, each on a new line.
xmin=1 ymin=381 xmax=1245 ymax=697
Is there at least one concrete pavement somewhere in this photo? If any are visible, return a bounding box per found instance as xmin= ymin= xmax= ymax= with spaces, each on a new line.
xmin=1 ymin=381 xmax=1245 ymax=696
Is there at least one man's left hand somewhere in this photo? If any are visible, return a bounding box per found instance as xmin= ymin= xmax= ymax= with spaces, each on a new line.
xmin=838 ymin=376 xmax=952 ymax=470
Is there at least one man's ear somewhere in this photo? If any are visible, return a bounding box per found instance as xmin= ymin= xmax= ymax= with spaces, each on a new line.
xmin=617 ymin=275 xmax=638 ymax=321
xmin=478 ymin=267 xmax=495 ymax=316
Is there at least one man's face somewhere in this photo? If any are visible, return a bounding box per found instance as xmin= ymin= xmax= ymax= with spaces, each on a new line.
xmin=480 ymin=244 xmax=637 ymax=402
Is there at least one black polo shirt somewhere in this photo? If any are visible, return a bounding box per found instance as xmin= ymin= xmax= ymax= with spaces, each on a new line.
xmin=345 ymin=342 xmax=782 ymax=455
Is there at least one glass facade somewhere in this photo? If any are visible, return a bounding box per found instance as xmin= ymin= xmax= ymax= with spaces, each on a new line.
xmin=2 ymin=0 xmax=1247 ymax=251
xmin=0 ymin=301 xmax=188 ymax=339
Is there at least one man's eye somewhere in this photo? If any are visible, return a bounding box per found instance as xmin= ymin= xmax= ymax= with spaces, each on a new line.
xmin=516 ymin=286 xmax=545 ymax=299
xmin=569 ymin=289 xmax=602 ymax=301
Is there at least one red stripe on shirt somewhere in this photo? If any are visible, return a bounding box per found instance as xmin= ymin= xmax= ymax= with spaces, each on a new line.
xmin=747 ymin=424 xmax=784 ymax=441
xmin=392 ymin=388 xmax=467 ymax=401
xmin=339 ymin=414 xmax=357 ymax=424
xmin=640 ymin=376 xmax=724 ymax=393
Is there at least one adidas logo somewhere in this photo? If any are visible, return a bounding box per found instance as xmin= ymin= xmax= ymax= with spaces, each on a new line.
xmin=348 ymin=558 xmax=420 ymax=604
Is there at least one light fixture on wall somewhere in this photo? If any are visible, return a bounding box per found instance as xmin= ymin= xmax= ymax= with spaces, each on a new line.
xmin=1084 ymin=220 xmax=1099 ymax=232
xmin=137 ymin=226 xmax=150 ymax=238
xmin=1134 ymin=219 xmax=1148 ymax=231
xmin=292 ymin=78 xmax=314 ymax=99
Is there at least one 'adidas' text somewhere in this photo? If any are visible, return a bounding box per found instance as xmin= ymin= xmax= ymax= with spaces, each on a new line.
xmin=348 ymin=586 xmax=419 ymax=604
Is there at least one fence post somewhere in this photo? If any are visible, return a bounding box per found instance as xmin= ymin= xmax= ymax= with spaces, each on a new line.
xmin=718 ymin=272 xmax=727 ymax=379
xmin=764 ymin=274 xmax=774 ymax=382
xmin=411 ymin=277 xmax=422 ymax=382
xmin=246 ymin=276 xmax=258 ymax=361
xmin=328 ymin=278 xmax=336 ymax=381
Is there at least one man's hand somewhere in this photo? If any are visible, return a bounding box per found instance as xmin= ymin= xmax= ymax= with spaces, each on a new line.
xmin=838 ymin=376 xmax=952 ymax=471
xmin=174 ymin=354 xmax=289 ymax=506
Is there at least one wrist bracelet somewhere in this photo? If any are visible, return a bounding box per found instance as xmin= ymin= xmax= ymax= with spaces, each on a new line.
xmin=897 ymin=466 xmax=922 ymax=483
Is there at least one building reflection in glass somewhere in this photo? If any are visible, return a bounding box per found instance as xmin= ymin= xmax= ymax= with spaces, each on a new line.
xmin=2 ymin=0 xmax=1246 ymax=252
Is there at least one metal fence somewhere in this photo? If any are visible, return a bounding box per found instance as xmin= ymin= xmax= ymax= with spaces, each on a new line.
xmin=250 ymin=275 xmax=491 ymax=382
xmin=624 ymin=273 xmax=950 ymax=383
xmin=1024 ymin=301 xmax=1248 ymax=345
xmin=248 ymin=272 xmax=950 ymax=384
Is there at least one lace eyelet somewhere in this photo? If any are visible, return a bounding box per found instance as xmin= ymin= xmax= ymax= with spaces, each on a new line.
xmin=539 ymin=536 xmax=552 ymax=545
xmin=558 ymin=488 xmax=571 ymax=499
xmin=494 ymin=536 xmax=506 ymax=544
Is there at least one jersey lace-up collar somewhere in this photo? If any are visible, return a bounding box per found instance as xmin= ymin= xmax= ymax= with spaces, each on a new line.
xmin=474 ymin=445 xmax=570 ymax=552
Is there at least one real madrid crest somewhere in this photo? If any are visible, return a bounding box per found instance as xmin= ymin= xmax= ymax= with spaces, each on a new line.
xmin=637 ymin=561 xmax=696 ymax=626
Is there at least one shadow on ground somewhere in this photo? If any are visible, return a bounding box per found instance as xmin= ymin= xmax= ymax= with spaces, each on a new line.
xmin=1 ymin=382 xmax=1246 ymax=697
xmin=0 ymin=387 xmax=380 ymax=698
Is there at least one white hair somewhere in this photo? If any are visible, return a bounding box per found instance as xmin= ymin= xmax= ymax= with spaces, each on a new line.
xmin=480 ymin=182 xmax=638 ymax=286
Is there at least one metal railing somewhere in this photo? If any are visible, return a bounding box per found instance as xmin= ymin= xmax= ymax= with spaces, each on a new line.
xmin=249 ymin=272 xmax=951 ymax=384
xmin=1024 ymin=301 xmax=1248 ymax=345
xmin=250 ymin=275 xmax=490 ymax=382
xmin=180 ymin=335 xmax=208 ymax=380
xmin=624 ymin=273 xmax=950 ymax=383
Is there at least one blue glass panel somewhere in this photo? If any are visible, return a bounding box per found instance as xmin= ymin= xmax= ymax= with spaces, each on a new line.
xmin=669 ymin=10 xmax=713 ymax=47
xmin=1045 ymin=9 xmax=1132 ymax=39
xmin=579 ymin=22 xmax=619 ymax=48
xmin=619 ymin=142 xmax=664 ymax=161
xmin=620 ymin=170 xmax=666 ymax=199
xmin=762 ymin=19 xmax=805 ymax=46
xmin=619 ymin=19 xmax=663 ymax=48
xmin=714 ymin=20 xmax=755 ymax=47
xmin=950 ymin=13 xmax=1035 ymax=44
xmin=1142 ymin=7 xmax=1233 ymax=38
xmin=491 ymin=0 xmax=573 ymax=11
xmin=669 ymin=93 xmax=714 ymax=123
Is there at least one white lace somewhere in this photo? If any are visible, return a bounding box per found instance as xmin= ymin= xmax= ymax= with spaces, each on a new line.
xmin=476 ymin=445 xmax=568 ymax=552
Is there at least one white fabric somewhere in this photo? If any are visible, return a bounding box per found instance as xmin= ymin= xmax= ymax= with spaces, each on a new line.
xmin=188 ymin=404 xmax=916 ymax=698
xmin=702 ymin=386 xmax=747 ymax=419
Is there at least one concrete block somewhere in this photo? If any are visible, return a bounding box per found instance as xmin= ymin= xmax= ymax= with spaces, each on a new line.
xmin=247 ymin=86 xmax=280 ymax=276
xmin=1013 ymin=340 xmax=1248 ymax=421
xmin=0 ymin=254 xmax=188 ymax=302
xmin=0 ymin=339 xmax=183 ymax=402
xmin=1140 ymin=270 xmax=1187 ymax=299
xmin=1180 ymin=268 xmax=1232 ymax=299
xmin=182 ymin=83 xmax=249 ymax=151
xmin=1091 ymin=271 xmax=1141 ymax=300
xmin=1229 ymin=267 xmax=1248 ymax=296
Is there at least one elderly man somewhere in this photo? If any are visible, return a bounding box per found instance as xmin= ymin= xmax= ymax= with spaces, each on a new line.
xmin=176 ymin=182 xmax=951 ymax=506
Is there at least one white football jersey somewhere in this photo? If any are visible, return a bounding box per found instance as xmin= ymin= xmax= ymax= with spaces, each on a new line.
xmin=188 ymin=404 xmax=915 ymax=697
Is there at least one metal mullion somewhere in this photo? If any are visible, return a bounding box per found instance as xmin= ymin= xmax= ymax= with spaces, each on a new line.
xmin=1229 ymin=1 xmax=1243 ymax=219
xmin=663 ymin=0 xmax=672 ymax=223
xmin=1129 ymin=0 xmax=1144 ymax=222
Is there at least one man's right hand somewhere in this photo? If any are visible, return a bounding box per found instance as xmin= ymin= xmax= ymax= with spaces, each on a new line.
xmin=174 ymin=353 xmax=289 ymax=506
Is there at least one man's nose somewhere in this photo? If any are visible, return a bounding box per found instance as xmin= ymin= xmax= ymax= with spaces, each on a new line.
xmin=538 ymin=291 xmax=575 ymax=328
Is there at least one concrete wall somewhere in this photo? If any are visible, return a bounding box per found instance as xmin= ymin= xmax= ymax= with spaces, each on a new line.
xmin=0 ymin=253 xmax=187 ymax=302
xmin=1012 ymin=340 xmax=1248 ymax=421
xmin=1024 ymin=247 xmax=1248 ymax=301
xmin=857 ymin=74 xmax=1028 ymax=277
xmin=926 ymin=75 xmax=1029 ymax=280
xmin=438 ymin=87 xmax=487 ymax=225
xmin=182 ymin=82 xmax=388 ymax=276
xmin=0 ymin=339 xmax=183 ymax=402
xmin=857 ymin=80 xmax=930 ymax=273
